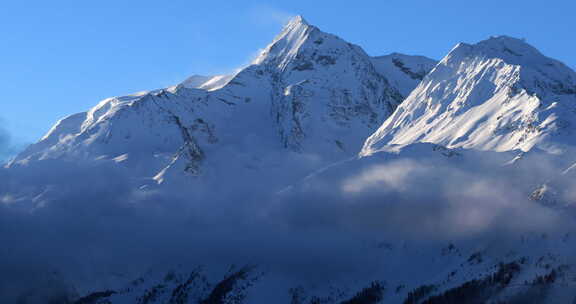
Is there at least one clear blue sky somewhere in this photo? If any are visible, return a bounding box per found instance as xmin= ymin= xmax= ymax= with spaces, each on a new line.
xmin=1 ymin=0 xmax=575 ymax=156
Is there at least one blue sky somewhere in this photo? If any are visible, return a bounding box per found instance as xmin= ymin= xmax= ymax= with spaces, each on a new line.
xmin=1 ymin=0 xmax=575 ymax=158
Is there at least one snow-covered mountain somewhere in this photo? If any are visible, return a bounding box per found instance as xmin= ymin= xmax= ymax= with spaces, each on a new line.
xmin=362 ymin=36 xmax=576 ymax=156
xmin=4 ymin=15 xmax=576 ymax=304
xmin=9 ymin=16 xmax=434 ymax=188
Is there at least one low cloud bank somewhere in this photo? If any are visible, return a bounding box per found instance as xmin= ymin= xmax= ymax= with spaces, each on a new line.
xmin=1 ymin=145 xmax=575 ymax=301
xmin=269 ymin=152 xmax=574 ymax=240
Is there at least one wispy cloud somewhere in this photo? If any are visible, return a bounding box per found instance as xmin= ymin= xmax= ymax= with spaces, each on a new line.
xmin=248 ymin=4 xmax=295 ymax=27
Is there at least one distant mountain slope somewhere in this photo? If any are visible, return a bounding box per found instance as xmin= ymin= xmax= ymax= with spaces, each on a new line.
xmin=371 ymin=53 xmax=437 ymax=97
xmin=90 ymin=234 xmax=575 ymax=304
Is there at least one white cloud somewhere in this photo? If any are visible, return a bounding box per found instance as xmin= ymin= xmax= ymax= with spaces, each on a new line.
xmin=341 ymin=160 xmax=427 ymax=193
xmin=248 ymin=4 xmax=295 ymax=27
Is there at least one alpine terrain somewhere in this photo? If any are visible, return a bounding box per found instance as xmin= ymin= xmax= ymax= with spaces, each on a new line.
xmin=2 ymin=16 xmax=576 ymax=304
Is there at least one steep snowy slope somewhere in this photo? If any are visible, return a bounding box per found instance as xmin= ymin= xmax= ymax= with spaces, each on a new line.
xmin=362 ymin=36 xmax=576 ymax=156
xmin=10 ymin=16 xmax=425 ymax=188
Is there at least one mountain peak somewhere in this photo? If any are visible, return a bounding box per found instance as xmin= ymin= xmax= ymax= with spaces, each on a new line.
xmin=440 ymin=35 xmax=576 ymax=97
xmin=480 ymin=35 xmax=529 ymax=45
xmin=286 ymin=15 xmax=309 ymax=28
xmin=251 ymin=15 xmax=315 ymax=67
xmin=475 ymin=35 xmax=543 ymax=59
xmin=445 ymin=35 xmax=548 ymax=67
xmin=276 ymin=15 xmax=313 ymax=41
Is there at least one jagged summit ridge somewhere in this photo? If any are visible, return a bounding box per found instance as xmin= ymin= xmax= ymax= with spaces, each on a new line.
xmin=448 ymin=36 xmax=543 ymax=64
xmin=362 ymin=36 xmax=576 ymax=156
